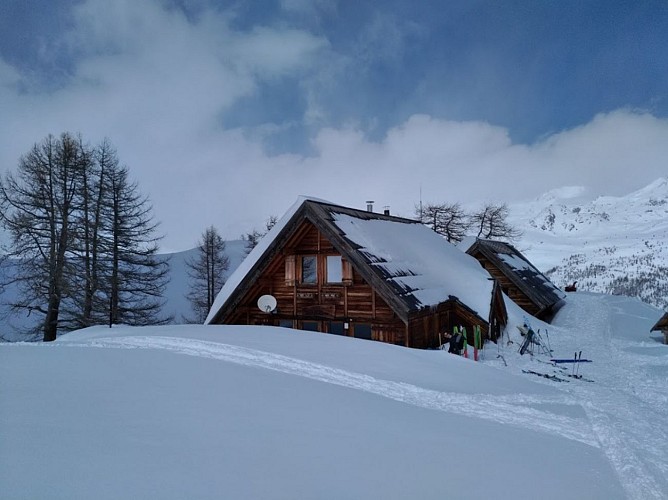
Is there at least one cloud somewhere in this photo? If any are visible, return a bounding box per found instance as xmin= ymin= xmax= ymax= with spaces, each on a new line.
xmin=1 ymin=1 xmax=667 ymax=252
xmin=0 ymin=0 xmax=328 ymax=245
xmin=0 ymin=58 xmax=20 ymax=87
xmin=297 ymin=110 xmax=668 ymax=213
xmin=167 ymin=109 xmax=668 ymax=251
xmin=223 ymin=26 xmax=328 ymax=77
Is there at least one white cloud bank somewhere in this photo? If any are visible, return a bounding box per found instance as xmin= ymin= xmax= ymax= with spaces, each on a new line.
xmin=1 ymin=0 xmax=667 ymax=251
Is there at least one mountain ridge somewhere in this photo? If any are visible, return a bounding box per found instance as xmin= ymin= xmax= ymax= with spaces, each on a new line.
xmin=510 ymin=177 xmax=668 ymax=310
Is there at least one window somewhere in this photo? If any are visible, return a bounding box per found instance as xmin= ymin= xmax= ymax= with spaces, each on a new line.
xmin=328 ymin=322 xmax=345 ymax=336
xmin=301 ymin=321 xmax=319 ymax=332
xmin=278 ymin=319 xmax=293 ymax=329
xmin=301 ymin=255 xmax=317 ymax=284
xmin=354 ymin=323 xmax=372 ymax=340
xmin=326 ymin=255 xmax=343 ymax=283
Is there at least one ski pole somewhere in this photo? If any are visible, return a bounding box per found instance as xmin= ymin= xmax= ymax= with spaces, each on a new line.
xmin=545 ymin=329 xmax=552 ymax=354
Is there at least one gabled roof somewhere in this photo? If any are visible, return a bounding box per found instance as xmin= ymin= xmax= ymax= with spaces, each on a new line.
xmin=465 ymin=239 xmax=565 ymax=315
xmin=206 ymin=197 xmax=497 ymax=325
xmin=650 ymin=312 xmax=668 ymax=331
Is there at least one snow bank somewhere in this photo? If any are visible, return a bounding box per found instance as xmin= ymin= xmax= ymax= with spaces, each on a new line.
xmin=1 ymin=316 xmax=637 ymax=499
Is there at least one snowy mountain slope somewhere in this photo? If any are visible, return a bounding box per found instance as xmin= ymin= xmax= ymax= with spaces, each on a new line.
xmin=510 ymin=178 xmax=668 ymax=309
xmin=2 ymin=291 xmax=666 ymax=499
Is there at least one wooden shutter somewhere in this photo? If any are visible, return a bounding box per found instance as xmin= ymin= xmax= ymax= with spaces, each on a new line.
xmin=285 ymin=255 xmax=296 ymax=286
xmin=342 ymin=258 xmax=353 ymax=285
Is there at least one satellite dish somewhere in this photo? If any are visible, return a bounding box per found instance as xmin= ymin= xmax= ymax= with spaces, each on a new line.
xmin=257 ymin=294 xmax=277 ymax=313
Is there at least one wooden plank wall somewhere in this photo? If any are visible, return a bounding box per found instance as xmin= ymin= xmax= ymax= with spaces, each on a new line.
xmin=408 ymin=301 xmax=490 ymax=349
xmin=474 ymin=254 xmax=540 ymax=317
xmin=225 ymin=220 xmax=407 ymax=345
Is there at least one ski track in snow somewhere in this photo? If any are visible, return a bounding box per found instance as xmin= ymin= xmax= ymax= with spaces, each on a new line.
xmin=549 ymin=294 xmax=668 ymax=500
xmin=62 ymin=336 xmax=597 ymax=448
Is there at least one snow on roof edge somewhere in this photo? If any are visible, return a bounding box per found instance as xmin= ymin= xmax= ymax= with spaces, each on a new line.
xmin=204 ymin=196 xmax=331 ymax=324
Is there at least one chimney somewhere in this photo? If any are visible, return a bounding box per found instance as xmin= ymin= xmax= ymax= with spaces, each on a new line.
xmin=383 ymin=206 xmax=390 ymax=216
xmin=366 ymin=200 xmax=374 ymax=212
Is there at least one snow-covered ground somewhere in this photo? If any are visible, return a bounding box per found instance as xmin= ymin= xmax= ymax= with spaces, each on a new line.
xmin=1 ymin=292 xmax=667 ymax=499
xmin=494 ymin=292 xmax=668 ymax=499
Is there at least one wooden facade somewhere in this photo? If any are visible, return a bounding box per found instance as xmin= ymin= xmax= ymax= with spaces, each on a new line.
xmin=222 ymin=220 xmax=409 ymax=345
xmin=209 ymin=200 xmax=508 ymax=349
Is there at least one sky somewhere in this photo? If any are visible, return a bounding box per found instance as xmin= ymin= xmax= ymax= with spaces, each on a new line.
xmin=1 ymin=0 xmax=668 ymax=251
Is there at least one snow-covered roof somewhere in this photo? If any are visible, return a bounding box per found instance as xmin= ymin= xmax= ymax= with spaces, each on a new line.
xmin=207 ymin=197 xmax=499 ymax=325
xmin=650 ymin=312 xmax=668 ymax=331
xmin=466 ymin=239 xmax=566 ymax=314
xmin=330 ymin=212 xmax=495 ymax=319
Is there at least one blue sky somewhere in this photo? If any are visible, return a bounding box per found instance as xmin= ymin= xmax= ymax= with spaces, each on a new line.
xmin=1 ymin=0 xmax=668 ymax=250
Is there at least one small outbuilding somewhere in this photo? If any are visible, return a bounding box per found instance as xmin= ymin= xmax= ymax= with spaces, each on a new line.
xmin=650 ymin=313 xmax=668 ymax=344
xmin=465 ymin=239 xmax=565 ymax=321
xmin=206 ymin=198 xmax=507 ymax=349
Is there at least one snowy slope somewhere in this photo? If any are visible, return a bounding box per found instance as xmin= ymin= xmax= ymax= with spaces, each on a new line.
xmin=495 ymin=292 xmax=668 ymax=499
xmin=2 ymin=292 xmax=667 ymax=499
xmin=510 ymin=178 xmax=668 ymax=309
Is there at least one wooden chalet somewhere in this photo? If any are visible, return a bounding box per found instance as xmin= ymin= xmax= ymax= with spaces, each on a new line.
xmin=650 ymin=313 xmax=668 ymax=344
xmin=465 ymin=239 xmax=565 ymax=321
xmin=206 ymin=198 xmax=507 ymax=349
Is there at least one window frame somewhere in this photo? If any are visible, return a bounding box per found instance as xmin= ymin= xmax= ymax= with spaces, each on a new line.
xmin=325 ymin=255 xmax=343 ymax=283
xmin=300 ymin=255 xmax=318 ymax=284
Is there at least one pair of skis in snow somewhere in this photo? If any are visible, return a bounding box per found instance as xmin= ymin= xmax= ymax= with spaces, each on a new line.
xmin=551 ymin=351 xmax=592 ymax=375
xmin=522 ymin=368 xmax=594 ymax=383
xmin=522 ymin=369 xmax=570 ymax=383
xmin=524 ymin=351 xmax=594 ymax=383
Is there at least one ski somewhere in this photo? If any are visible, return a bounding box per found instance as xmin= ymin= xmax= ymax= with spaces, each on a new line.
xmin=522 ymin=369 xmax=569 ymax=383
xmin=564 ymin=373 xmax=594 ymax=383
xmin=534 ymin=358 xmax=567 ymax=370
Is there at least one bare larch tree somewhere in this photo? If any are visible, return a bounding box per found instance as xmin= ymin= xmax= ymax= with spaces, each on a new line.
xmin=0 ymin=133 xmax=170 ymax=340
xmin=0 ymin=133 xmax=84 ymax=341
xmin=186 ymin=226 xmax=229 ymax=323
xmin=470 ymin=203 xmax=523 ymax=241
xmin=415 ymin=202 xmax=470 ymax=243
